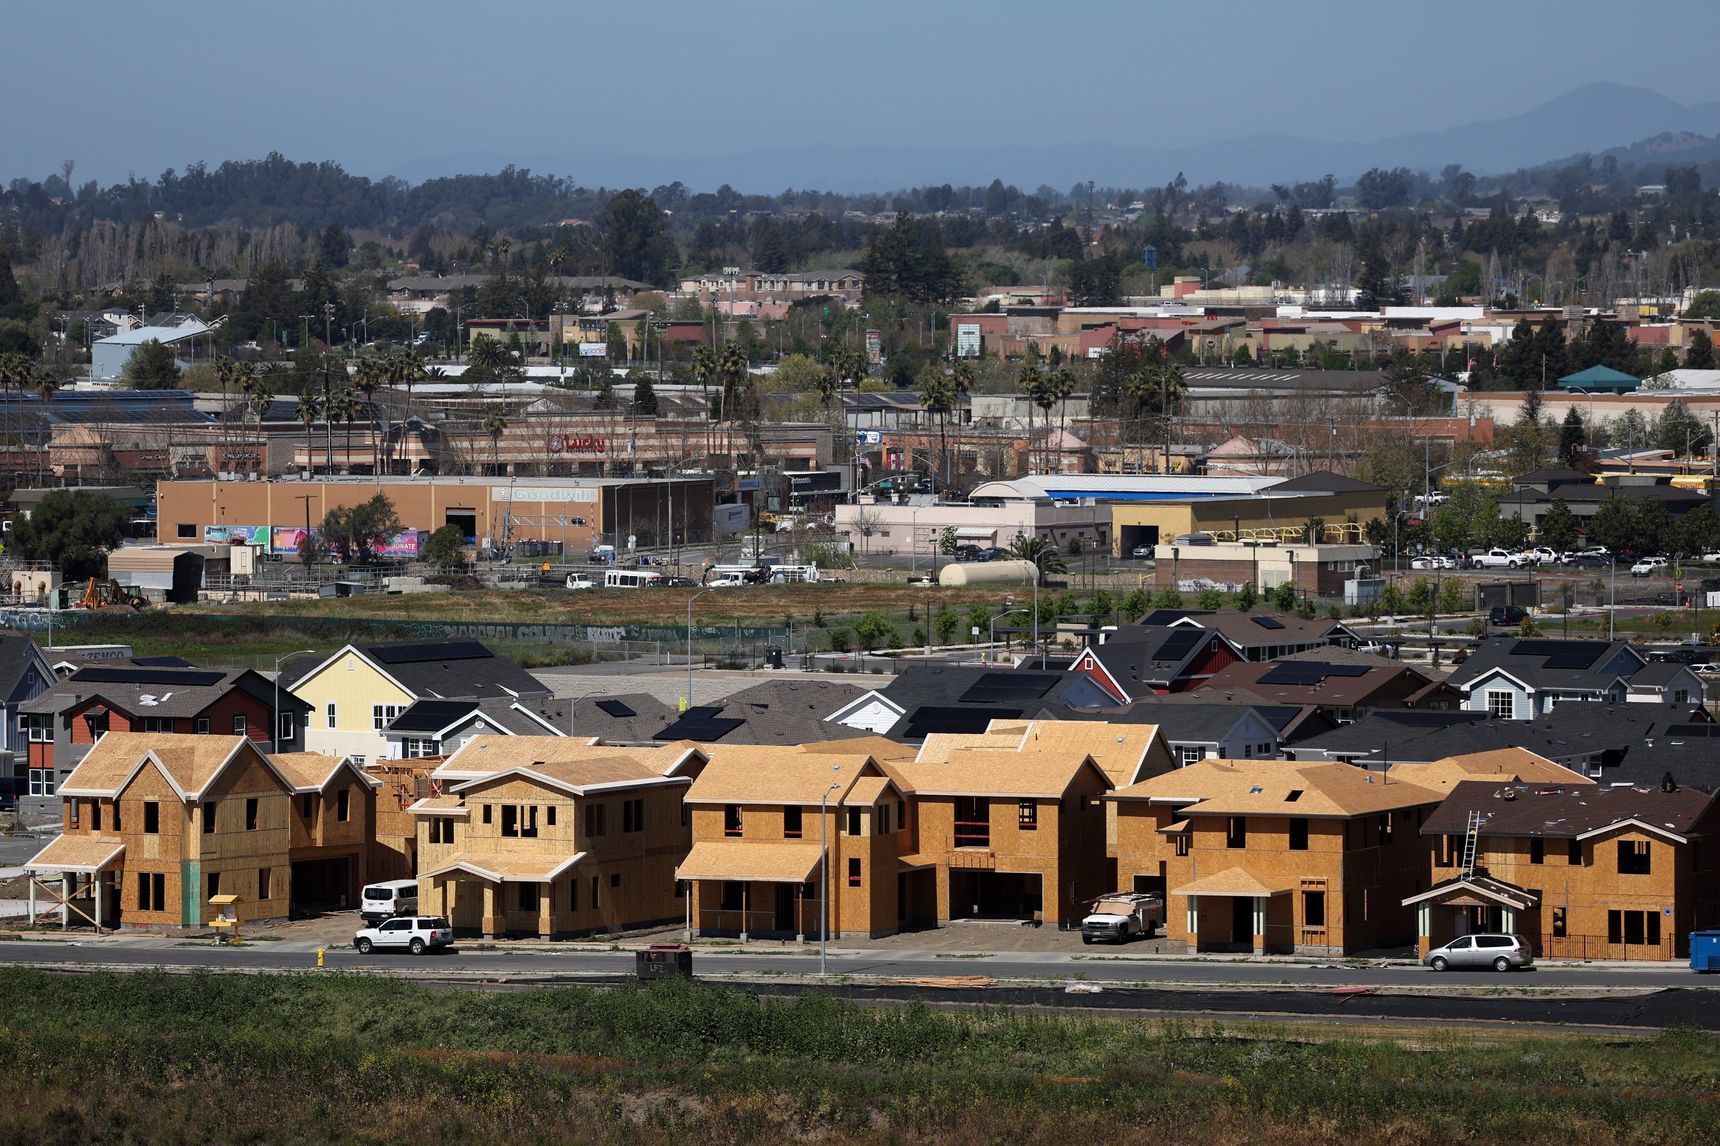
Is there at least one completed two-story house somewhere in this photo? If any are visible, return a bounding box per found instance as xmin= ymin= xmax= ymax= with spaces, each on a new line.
xmin=289 ymin=639 xmax=551 ymax=764
xmin=0 ymin=634 xmax=56 ymax=811
xmin=1450 ymin=637 xmax=1701 ymax=719
xmin=17 ymin=663 xmax=309 ymax=814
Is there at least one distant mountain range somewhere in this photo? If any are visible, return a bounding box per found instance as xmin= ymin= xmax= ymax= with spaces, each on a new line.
xmin=388 ymin=83 xmax=1720 ymax=193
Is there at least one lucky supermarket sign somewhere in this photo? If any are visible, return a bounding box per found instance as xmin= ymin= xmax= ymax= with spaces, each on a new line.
xmin=548 ymin=434 xmax=606 ymax=453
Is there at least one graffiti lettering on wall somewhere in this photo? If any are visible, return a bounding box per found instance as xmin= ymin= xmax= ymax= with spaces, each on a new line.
xmin=1176 ymin=578 xmax=1245 ymax=593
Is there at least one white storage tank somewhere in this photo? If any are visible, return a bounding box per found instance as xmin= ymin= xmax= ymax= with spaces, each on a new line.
xmin=936 ymin=559 xmax=1038 ymax=587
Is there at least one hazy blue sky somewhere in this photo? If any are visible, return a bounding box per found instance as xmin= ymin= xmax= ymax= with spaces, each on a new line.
xmin=7 ymin=0 xmax=1720 ymax=186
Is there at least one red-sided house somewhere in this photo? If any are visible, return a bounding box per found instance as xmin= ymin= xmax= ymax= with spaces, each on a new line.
xmin=1064 ymin=626 xmax=1242 ymax=706
xmin=19 ymin=665 xmax=311 ymax=795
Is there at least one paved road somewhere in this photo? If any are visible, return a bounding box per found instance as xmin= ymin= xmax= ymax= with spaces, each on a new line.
xmin=0 ymin=938 xmax=1701 ymax=990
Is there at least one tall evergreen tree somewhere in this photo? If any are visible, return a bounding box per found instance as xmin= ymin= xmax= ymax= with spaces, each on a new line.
xmin=1558 ymin=406 xmax=1586 ymax=467
xmin=1687 ymin=329 xmax=1715 ymax=370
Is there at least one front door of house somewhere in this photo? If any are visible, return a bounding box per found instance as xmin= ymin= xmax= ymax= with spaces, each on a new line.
xmin=774 ymin=883 xmax=795 ymax=933
xmin=1231 ymin=897 xmax=1253 ymax=947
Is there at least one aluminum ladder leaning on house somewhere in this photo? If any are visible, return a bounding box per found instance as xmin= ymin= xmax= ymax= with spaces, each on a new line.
xmin=1459 ymin=809 xmax=1484 ymax=878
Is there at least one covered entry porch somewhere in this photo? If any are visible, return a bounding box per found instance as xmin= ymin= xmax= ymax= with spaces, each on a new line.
xmin=678 ymin=840 xmax=826 ymax=940
xmin=1173 ymin=869 xmax=1292 ymax=955
xmin=1403 ymin=876 xmax=1539 ymax=960
xmin=420 ymin=852 xmax=587 ymax=938
xmin=22 ymin=837 xmax=125 ymax=931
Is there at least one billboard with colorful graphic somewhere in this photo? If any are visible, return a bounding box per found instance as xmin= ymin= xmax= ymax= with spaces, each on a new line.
xmin=204 ymin=525 xmax=270 ymax=546
xmin=375 ymin=530 xmax=429 ymax=560
xmin=271 ymin=526 xmax=317 ymax=556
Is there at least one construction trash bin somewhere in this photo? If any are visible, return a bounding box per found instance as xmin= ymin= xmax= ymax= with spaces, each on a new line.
xmin=764 ymin=645 xmax=783 ymax=669
xmin=636 ymin=944 xmax=693 ymax=980
xmin=1689 ymin=930 xmax=1720 ymax=972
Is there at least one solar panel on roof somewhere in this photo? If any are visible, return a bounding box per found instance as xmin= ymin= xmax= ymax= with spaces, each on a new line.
xmin=902 ymin=706 xmax=1021 ymax=739
xmin=596 ymin=699 xmax=636 ymax=718
xmin=368 ymin=640 xmax=493 ymax=665
xmin=957 ymin=672 xmax=1059 ymax=704
xmin=1542 ymin=653 xmax=1601 ymax=670
xmin=1154 ymin=630 xmax=1203 ymax=661
xmin=1667 ymin=723 xmax=1720 ymax=738
xmin=654 ymin=706 xmax=746 ymax=741
xmin=1250 ymin=616 xmax=1285 ymax=630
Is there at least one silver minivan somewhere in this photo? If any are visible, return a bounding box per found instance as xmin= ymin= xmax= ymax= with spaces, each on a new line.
xmin=1425 ymin=933 xmax=1535 ymax=972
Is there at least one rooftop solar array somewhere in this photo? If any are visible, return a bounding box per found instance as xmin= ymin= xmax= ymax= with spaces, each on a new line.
xmin=957 ymin=672 xmax=1059 ymax=704
xmin=654 ymin=706 xmax=745 ymax=742
xmin=1667 ymin=723 xmax=1720 ymax=738
xmin=388 ymin=700 xmax=474 ymax=731
xmin=1250 ymin=616 xmax=1286 ymax=630
xmin=595 ymin=699 xmax=636 ymax=718
xmin=1257 ymin=662 xmax=1373 ymax=686
xmin=1153 ymin=630 xmax=1203 ymax=662
xmin=901 ymin=705 xmax=1021 ymax=739
xmin=1542 ymin=653 xmax=1602 ymax=670
xmin=368 ymin=640 xmax=493 ymax=664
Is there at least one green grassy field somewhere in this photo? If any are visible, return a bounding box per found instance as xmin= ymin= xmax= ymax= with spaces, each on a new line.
xmin=0 ymin=969 xmax=1716 ymax=1143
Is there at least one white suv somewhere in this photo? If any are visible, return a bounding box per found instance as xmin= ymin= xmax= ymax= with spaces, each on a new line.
xmin=1631 ymin=557 xmax=1668 ymax=577
xmin=354 ymin=915 xmax=453 ymax=955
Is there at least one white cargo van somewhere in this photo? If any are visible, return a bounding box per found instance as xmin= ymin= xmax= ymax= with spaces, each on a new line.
xmin=359 ymin=878 xmax=419 ymax=923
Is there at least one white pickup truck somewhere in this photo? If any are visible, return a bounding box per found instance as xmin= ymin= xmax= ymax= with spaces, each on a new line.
xmin=1472 ymin=548 xmax=1528 ymax=569
xmin=1080 ymin=892 xmax=1166 ymax=944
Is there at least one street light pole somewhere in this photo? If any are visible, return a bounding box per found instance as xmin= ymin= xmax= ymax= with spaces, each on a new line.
xmin=685 ymin=588 xmax=712 ymax=707
xmin=989 ymin=606 xmax=1028 ymax=664
xmin=271 ymin=649 xmax=316 ymax=753
xmin=819 ymin=767 xmax=841 ymax=976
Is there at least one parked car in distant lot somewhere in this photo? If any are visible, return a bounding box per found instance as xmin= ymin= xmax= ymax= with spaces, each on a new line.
xmin=1473 ymin=548 xmax=1528 ymax=569
xmin=1411 ymin=555 xmax=1456 ymax=570
xmin=1488 ymin=605 xmax=1528 ymax=628
xmin=1632 ymin=557 xmax=1669 ymax=577
xmin=1528 ymin=546 xmax=1559 ymax=564
xmin=973 ymin=547 xmax=1005 ymax=562
xmin=1130 ymin=544 xmax=1154 ymax=559
xmin=1424 ymin=933 xmax=1534 ymax=972
xmin=353 ymin=916 xmax=453 ymax=956
xmin=1569 ymin=554 xmax=1611 ymax=569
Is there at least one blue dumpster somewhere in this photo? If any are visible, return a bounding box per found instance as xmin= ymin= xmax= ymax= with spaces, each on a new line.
xmin=1689 ymin=930 xmax=1720 ymax=972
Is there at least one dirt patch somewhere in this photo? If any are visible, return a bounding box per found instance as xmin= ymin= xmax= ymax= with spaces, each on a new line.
xmin=178 ymin=584 xmax=1014 ymax=626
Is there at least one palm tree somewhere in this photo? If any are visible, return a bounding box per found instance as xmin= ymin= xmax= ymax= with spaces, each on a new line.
xmin=352 ymin=356 xmax=383 ymax=474
xmin=295 ymin=387 xmax=323 ymax=474
xmin=33 ymin=369 xmax=59 ymax=483
xmin=331 ymin=387 xmax=360 ymax=473
xmin=0 ymin=352 xmax=29 ymax=460
xmin=1016 ymin=351 xmax=1045 ymax=476
xmin=482 ymin=411 xmax=508 ymax=474
xmin=948 ymin=359 xmax=975 ymax=489
xmin=1006 ymin=534 xmax=1067 ymax=585
xmin=917 ymin=366 xmax=956 ymax=494
xmin=247 ymin=372 xmax=275 ymax=474
xmin=1043 ymin=365 xmax=1077 ymax=473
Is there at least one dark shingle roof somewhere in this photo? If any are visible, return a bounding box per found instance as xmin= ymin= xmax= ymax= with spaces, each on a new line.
xmin=1423 ymin=779 xmax=1715 ymax=839
xmin=357 ymin=640 xmax=550 ymax=701
xmin=1450 ymin=637 xmax=1644 ymax=693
